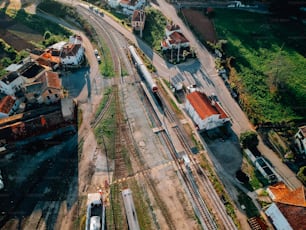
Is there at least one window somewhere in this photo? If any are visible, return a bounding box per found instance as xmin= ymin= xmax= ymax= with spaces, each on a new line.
xmin=55 ymin=94 xmax=58 ymax=98
xmin=47 ymin=96 xmax=50 ymax=100
xmin=48 ymin=89 xmax=52 ymax=94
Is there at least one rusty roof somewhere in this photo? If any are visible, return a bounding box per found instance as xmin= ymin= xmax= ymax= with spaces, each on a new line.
xmin=169 ymin=31 xmax=189 ymax=44
xmin=41 ymin=71 xmax=61 ymax=89
xmin=268 ymin=182 xmax=306 ymax=207
xmin=186 ymin=91 xmax=227 ymax=120
xmin=0 ymin=95 xmax=15 ymax=114
xmin=277 ymin=202 xmax=306 ymax=230
xmin=61 ymin=44 xmax=81 ymax=58
xmin=132 ymin=10 xmax=145 ymax=22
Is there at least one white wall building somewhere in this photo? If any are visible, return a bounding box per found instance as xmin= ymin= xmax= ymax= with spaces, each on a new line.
xmin=108 ymin=0 xmax=120 ymax=8
xmin=0 ymin=72 xmax=24 ymax=95
xmin=185 ymin=91 xmax=230 ymax=131
xmin=294 ymin=125 xmax=306 ymax=155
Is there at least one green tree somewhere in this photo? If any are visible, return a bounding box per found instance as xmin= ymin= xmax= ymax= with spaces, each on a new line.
xmin=44 ymin=31 xmax=51 ymax=40
xmin=240 ymin=131 xmax=259 ymax=149
xmin=297 ymin=166 xmax=306 ymax=185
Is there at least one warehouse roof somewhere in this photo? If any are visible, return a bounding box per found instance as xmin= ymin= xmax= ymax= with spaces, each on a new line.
xmin=186 ymin=91 xmax=228 ymax=120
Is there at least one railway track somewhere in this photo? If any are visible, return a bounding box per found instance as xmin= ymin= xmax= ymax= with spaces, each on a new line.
xmin=157 ymin=91 xmax=237 ymax=230
xmin=78 ymin=5 xmax=235 ymax=230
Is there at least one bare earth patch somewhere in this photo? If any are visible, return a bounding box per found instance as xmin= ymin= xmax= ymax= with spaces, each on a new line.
xmin=182 ymin=9 xmax=217 ymax=43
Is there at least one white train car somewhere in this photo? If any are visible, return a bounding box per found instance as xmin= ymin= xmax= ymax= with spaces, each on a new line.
xmin=122 ymin=188 xmax=140 ymax=230
xmin=128 ymin=45 xmax=158 ymax=92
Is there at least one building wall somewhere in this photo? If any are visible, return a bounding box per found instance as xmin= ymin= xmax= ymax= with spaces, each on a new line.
xmin=294 ymin=129 xmax=306 ymax=154
xmin=108 ymin=0 xmax=120 ymax=8
xmin=185 ymin=99 xmax=225 ymax=131
xmin=0 ymin=76 xmax=24 ymax=95
xmin=41 ymin=88 xmax=62 ymax=104
xmin=61 ymin=47 xmax=84 ymax=65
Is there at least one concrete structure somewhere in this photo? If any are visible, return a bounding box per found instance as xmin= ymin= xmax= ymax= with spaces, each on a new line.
xmin=254 ymin=157 xmax=278 ymax=184
xmin=119 ymin=0 xmax=146 ymax=15
xmin=266 ymin=182 xmax=306 ymax=230
xmin=185 ymin=91 xmax=229 ymax=131
xmin=23 ymin=71 xmax=63 ymax=104
xmin=122 ymin=188 xmax=140 ymax=230
xmin=60 ymin=43 xmax=84 ymax=66
xmin=132 ymin=10 xmax=146 ymax=37
xmin=0 ymin=71 xmax=24 ymax=95
xmin=294 ymin=125 xmax=306 ymax=155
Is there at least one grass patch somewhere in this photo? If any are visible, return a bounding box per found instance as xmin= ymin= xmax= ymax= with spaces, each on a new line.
xmin=213 ymin=9 xmax=306 ymax=124
xmin=142 ymin=7 xmax=168 ymax=52
xmin=107 ymin=183 xmax=124 ymax=229
xmin=94 ymin=87 xmax=113 ymax=120
xmin=237 ymin=190 xmax=259 ymax=218
xmin=94 ymin=86 xmax=117 ymax=159
xmin=128 ymin=180 xmax=153 ymax=229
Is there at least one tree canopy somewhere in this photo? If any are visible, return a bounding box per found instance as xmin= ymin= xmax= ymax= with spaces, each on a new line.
xmin=239 ymin=131 xmax=259 ymax=149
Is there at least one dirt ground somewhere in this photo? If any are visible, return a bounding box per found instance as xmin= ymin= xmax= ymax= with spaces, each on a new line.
xmin=0 ymin=1 xmax=41 ymax=52
xmin=181 ymin=9 xmax=217 ymax=43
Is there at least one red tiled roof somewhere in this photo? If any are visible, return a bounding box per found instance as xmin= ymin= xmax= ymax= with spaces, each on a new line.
xmin=37 ymin=71 xmax=61 ymax=90
xmin=277 ymin=202 xmax=306 ymax=230
xmin=161 ymin=40 xmax=169 ymax=48
xmin=268 ymin=182 xmax=306 ymax=207
xmin=214 ymin=102 xmax=228 ymax=119
xmin=61 ymin=44 xmax=81 ymax=58
xmin=44 ymin=71 xmax=61 ymax=89
xmin=0 ymin=96 xmax=15 ymax=114
xmin=186 ymin=91 xmax=222 ymax=119
xmin=169 ymin=31 xmax=189 ymax=44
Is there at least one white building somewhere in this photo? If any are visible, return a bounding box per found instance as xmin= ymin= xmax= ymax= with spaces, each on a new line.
xmin=185 ymin=91 xmax=230 ymax=131
xmin=0 ymin=72 xmax=24 ymax=95
xmin=294 ymin=125 xmax=306 ymax=155
xmin=108 ymin=0 xmax=120 ymax=8
xmin=119 ymin=0 xmax=146 ymax=15
xmin=161 ymin=23 xmax=190 ymax=51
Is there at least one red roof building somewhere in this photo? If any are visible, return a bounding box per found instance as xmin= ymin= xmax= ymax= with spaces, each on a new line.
xmin=0 ymin=96 xmax=17 ymax=118
xmin=266 ymin=182 xmax=306 ymax=230
xmin=185 ymin=91 xmax=229 ymax=131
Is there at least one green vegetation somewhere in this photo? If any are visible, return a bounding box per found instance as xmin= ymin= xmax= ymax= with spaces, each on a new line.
xmin=94 ymin=87 xmax=113 ymax=120
xmin=297 ymin=166 xmax=306 ymax=185
xmin=142 ymin=7 xmax=167 ymax=51
xmin=129 ymin=180 xmax=153 ymax=229
xmin=237 ymin=190 xmax=259 ymax=218
xmin=14 ymin=8 xmax=71 ymax=37
xmin=38 ymin=0 xmax=77 ymax=19
xmin=214 ymin=9 xmax=306 ymax=124
xmin=239 ymin=131 xmax=259 ymax=149
xmin=107 ymin=183 xmax=124 ymax=229
xmin=94 ymin=86 xmax=117 ymax=158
